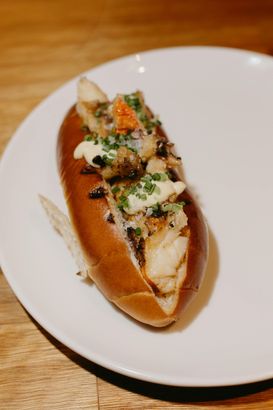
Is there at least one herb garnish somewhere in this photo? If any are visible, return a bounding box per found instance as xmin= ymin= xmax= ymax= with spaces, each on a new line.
xmin=117 ymin=195 xmax=129 ymax=211
xmin=94 ymin=102 xmax=109 ymax=118
xmin=124 ymin=94 xmax=142 ymax=112
xmin=123 ymin=92 xmax=162 ymax=133
xmin=84 ymin=132 xmax=98 ymax=141
xmin=161 ymin=202 xmax=186 ymax=213
xmin=146 ymin=201 xmax=185 ymax=217
xmin=149 ymin=202 xmax=163 ymax=217
xmin=152 ymin=173 xmax=168 ymax=181
xmin=84 ymin=135 xmax=92 ymax=141
xmin=116 ymin=173 xmax=170 ymax=211
xmin=82 ymin=131 xmax=142 ymax=168
xmin=111 ymin=186 xmax=121 ymax=195
xmin=89 ymin=132 xmax=138 ymax=154
xmin=102 ymin=154 xmax=114 ymax=166
xmin=116 ymin=173 xmax=185 ymax=214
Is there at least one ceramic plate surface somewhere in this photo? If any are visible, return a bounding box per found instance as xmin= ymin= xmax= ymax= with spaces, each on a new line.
xmin=1 ymin=47 xmax=273 ymax=387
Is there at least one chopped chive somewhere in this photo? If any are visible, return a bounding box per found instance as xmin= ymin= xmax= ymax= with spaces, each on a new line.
xmin=124 ymin=94 xmax=142 ymax=112
xmin=143 ymin=181 xmax=153 ymax=191
xmin=160 ymin=173 xmax=168 ymax=181
xmin=84 ymin=134 xmax=92 ymax=141
xmin=118 ymin=195 xmax=129 ymax=210
xmin=151 ymin=173 xmax=161 ymax=181
xmin=161 ymin=202 xmax=185 ymax=213
xmin=135 ymin=227 xmax=142 ymax=236
xmin=141 ymin=175 xmax=152 ymax=183
xmin=128 ymin=147 xmax=137 ymax=153
xmin=111 ymin=186 xmax=120 ymax=195
xmin=149 ymin=203 xmax=163 ymax=218
xmin=151 ymin=172 xmax=169 ymax=181
xmin=149 ymin=184 xmax=156 ymax=195
xmin=128 ymin=185 xmax=137 ymax=195
xmin=102 ymin=154 xmax=114 ymax=166
xmin=138 ymin=112 xmax=148 ymax=122
xmin=95 ymin=110 xmax=102 ymax=118
xmin=143 ymin=181 xmax=156 ymax=195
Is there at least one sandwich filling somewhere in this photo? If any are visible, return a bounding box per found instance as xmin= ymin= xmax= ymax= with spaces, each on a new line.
xmin=73 ymin=78 xmax=189 ymax=312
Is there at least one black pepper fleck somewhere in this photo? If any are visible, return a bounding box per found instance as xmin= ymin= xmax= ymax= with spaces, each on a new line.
xmin=88 ymin=187 xmax=107 ymax=199
xmin=93 ymin=155 xmax=106 ymax=167
xmin=156 ymin=140 xmax=168 ymax=157
xmin=80 ymin=165 xmax=97 ymax=175
xmin=107 ymin=213 xmax=115 ymax=223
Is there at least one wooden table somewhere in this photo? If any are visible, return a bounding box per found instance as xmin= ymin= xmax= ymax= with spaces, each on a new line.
xmin=1 ymin=1 xmax=273 ymax=408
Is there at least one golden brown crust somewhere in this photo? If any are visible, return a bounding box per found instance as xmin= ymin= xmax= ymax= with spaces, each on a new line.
xmin=57 ymin=105 xmax=208 ymax=327
xmin=115 ymin=293 xmax=175 ymax=327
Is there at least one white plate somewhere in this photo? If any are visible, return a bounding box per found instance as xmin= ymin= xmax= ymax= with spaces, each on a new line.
xmin=1 ymin=47 xmax=273 ymax=387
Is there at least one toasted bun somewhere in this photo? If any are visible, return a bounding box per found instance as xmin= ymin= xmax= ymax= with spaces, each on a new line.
xmin=57 ymin=105 xmax=208 ymax=327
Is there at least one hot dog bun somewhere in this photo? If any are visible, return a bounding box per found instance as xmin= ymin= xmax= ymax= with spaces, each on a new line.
xmin=55 ymin=80 xmax=208 ymax=327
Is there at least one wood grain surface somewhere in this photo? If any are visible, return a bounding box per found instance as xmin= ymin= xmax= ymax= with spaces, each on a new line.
xmin=1 ymin=0 xmax=273 ymax=408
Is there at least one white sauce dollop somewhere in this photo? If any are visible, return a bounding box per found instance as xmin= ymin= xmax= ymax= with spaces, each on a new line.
xmin=73 ymin=140 xmax=116 ymax=168
xmin=125 ymin=179 xmax=185 ymax=215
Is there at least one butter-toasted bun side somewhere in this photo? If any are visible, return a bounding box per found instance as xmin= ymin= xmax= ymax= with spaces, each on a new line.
xmin=55 ymin=79 xmax=208 ymax=327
